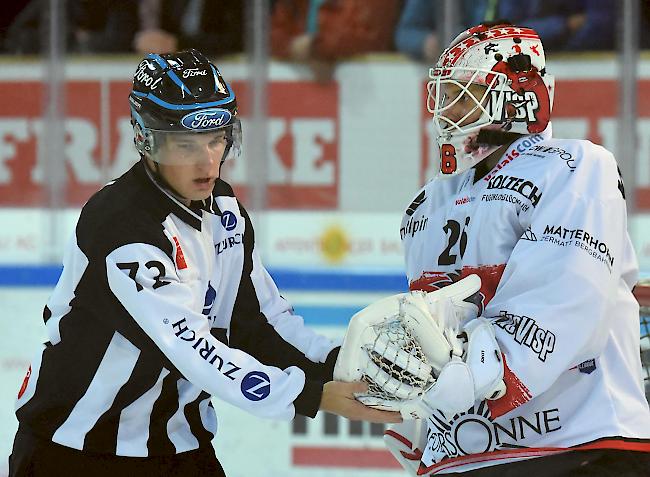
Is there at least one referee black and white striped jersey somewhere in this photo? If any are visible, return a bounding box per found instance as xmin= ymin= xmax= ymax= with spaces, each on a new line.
xmin=15 ymin=160 xmax=338 ymax=457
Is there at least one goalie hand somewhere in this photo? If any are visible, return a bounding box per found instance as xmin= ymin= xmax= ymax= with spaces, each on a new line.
xmin=333 ymin=275 xmax=506 ymax=420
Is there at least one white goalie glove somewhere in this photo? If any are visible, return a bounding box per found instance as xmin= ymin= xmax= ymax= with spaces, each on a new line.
xmin=333 ymin=275 xmax=506 ymax=420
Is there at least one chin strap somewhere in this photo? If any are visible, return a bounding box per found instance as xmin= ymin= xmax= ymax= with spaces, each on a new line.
xmin=141 ymin=157 xmax=191 ymax=204
xmin=476 ymin=129 xmax=523 ymax=146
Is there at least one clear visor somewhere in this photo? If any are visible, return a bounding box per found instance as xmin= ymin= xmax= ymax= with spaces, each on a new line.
xmin=427 ymin=68 xmax=506 ymax=136
xmin=144 ymin=118 xmax=242 ymax=166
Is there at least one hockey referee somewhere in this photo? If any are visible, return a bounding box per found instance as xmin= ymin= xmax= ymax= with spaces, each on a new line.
xmin=7 ymin=49 xmax=400 ymax=476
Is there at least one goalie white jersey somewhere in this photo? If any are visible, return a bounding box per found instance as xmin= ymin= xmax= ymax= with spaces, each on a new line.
xmin=400 ymin=134 xmax=650 ymax=474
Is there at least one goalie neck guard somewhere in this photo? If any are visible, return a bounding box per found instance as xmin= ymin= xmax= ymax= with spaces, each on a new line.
xmin=427 ymin=22 xmax=555 ymax=177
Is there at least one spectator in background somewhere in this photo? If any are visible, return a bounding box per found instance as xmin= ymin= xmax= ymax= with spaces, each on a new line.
xmin=3 ymin=0 xmax=77 ymax=55
xmin=394 ymin=0 xmax=491 ymax=63
xmin=70 ymin=0 xmax=138 ymax=53
xmin=69 ymin=0 xmax=244 ymax=56
xmin=271 ymin=0 xmax=402 ymax=82
xmin=497 ymin=0 xmax=615 ymax=52
xmin=132 ymin=0 xmax=243 ymax=56
xmin=395 ymin=0 xmax=616 ymax=63
xmin=642 ymin=0 xmax=650 ymax=49
xmin=0 ymin=0 xmax=33 ymax=53
xmin=1 ymin=0 xmax=136 ymax=54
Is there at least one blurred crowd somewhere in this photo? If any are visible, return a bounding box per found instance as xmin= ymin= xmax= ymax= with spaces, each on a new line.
xmin=0 ymin=0 xmax=244 ymax=56
xmin=1 ymin=0 xmax=649 ymax=74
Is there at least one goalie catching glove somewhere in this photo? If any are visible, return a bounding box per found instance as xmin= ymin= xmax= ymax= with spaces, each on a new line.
xmin=333 ymin=275 xmax=505 ymax=420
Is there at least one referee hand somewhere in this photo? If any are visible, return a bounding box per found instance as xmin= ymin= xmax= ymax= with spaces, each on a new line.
xmin=319 ymin=381 xmax=403 ymax=423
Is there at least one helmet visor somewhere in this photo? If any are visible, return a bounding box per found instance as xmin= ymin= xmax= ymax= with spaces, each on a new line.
xmin=145 ymin=118 xmax=242 ymax=166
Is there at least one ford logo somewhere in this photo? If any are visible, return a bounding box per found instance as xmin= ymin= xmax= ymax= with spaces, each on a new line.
xmin=181 ymin=108 xmax=232 ymax=131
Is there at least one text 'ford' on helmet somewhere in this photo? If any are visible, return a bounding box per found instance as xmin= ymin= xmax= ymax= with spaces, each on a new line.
xmin=427 ymin=23 xmax=555 ymax=176
xmin=128 ymin=49 xmax=242 ymax=166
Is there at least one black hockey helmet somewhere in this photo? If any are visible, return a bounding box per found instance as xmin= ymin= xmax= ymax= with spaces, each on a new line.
xmin=129 ymin=49 xmax=241 ymax=165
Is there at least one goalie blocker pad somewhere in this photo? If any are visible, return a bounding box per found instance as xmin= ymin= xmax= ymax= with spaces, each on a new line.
xmin=401 ymin=318 xmax=506 ymax=419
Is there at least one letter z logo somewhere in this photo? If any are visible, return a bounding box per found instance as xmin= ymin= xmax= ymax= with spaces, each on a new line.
xmin=241 ymin=371 xmax=271 ymax=401
xmin=221 ymin=211 xmax=237 ymax=231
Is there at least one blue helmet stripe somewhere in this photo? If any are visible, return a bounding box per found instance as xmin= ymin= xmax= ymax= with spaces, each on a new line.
xmin=147 ymin=53 xmax=169 ymax=69
xmin=130 ymin=106 xmax=146 ymax=129
xmin=131 ymin=90 xmax=235 ymax=110
xmin=166 ymin=70 xmax=192 ymax=95
xmin=147 ymin=53 xmax=191 ymax=95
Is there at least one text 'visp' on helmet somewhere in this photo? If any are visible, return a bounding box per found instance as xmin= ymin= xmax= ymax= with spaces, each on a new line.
xmin=427 ymin=22 xmax=555 ymax=177
xmin=128 ymin=49 xmax=242 ymax=166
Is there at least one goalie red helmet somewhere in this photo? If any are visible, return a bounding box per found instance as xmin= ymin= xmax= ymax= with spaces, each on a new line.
xmin=428 ymin=23 xmax=555 ymax=176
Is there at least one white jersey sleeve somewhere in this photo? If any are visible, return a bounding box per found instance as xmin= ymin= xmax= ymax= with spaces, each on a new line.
xmin=250 ymin=247 xmax=337 ymax=363
xmin=106 ymin=242 xmax=306 ymax=420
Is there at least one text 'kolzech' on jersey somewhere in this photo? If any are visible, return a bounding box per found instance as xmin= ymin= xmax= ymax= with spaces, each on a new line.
xmin=15 ymin=160 xmax=338 ymax=457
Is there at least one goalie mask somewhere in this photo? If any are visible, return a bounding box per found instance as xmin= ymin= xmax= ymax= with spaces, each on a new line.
xmin=428 ymin=23 xmax=555 ymax=176
xmin=128 ymin=49 xmax=242 ymax=167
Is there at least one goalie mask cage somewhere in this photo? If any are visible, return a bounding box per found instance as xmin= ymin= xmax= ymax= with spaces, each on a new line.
xmin=636 ymin=279 xmax=650 ymax=402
